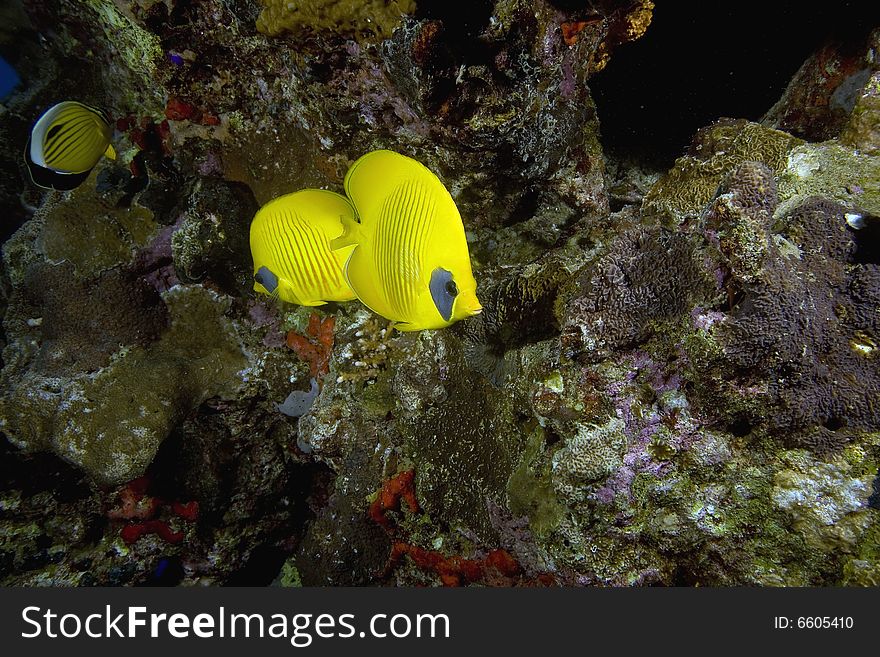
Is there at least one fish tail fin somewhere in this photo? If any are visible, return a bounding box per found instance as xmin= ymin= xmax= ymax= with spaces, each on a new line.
xmin=104 ymin=144 xmax=116 ymax=160
xmin=329 ymin=211 xmax=361 ymax=251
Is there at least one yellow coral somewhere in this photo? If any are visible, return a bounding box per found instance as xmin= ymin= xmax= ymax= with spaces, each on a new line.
xmin=256 ymin=0 xmax=416 ymax=40
xmin=590 ymin=0 xmax=654 ymax=73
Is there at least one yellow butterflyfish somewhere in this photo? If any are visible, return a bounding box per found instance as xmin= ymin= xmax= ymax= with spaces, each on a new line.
xmin=331 ymin=149 xmax=482 ymax=331
xmin=25 ymin=101 xmax=116 ymax=191
xmin=249 ymin=189 xmax=358 ymax=305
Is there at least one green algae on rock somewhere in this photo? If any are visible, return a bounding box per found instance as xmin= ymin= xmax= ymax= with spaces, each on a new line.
xmin=506 ymin=427 xmax=565 ymax=536
xmin=0 ymin=285 xmax=246 ymax=485
xmin=772 ymin=452 xmax=874 ymax=552
xmin=38 ymin=178 xmax=157 ymax=277
xmin=840 ymin=70 xmax=880 ymax=155
xmin=775 ymin=140 xmax=880 ymax=217
xmin=256 ymin=0 xmax=415 ymax=40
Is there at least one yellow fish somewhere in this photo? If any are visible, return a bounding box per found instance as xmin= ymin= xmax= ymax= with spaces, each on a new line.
xmin=331 ymin=150 xmax=482 ymax=331
xmin=25 ymin=101 xmax=116 ymax=191
xmin=249 ymin=189 xmax=358 ymax=305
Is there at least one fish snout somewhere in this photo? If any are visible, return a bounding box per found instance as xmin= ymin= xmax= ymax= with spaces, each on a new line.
xmin=458 ymin=290 xmax=483 ymax=317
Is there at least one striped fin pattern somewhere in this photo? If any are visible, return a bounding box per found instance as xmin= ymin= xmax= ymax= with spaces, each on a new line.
xmin=257 ymin=206 xmax=346 ymax=303
xmin=41 ymin=104 xmax=108 ymax=173
xmin=373 ymin=179 xmax=436 ymax=318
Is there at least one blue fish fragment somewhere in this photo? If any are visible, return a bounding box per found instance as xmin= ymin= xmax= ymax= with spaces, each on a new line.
xmin=0 ymin=55 xmax=21 ymax=100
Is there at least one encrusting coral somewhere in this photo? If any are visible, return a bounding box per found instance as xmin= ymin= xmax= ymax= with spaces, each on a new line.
xmin=710 ymin=195 xmax=880 ymax=446
xmin=557 ymin=226 xmax=715 ymax=362
xmin=286 ymin=313 xmax=336 ymax=380
xmin=642 ymin=120 xmax=802 ymax=225
xmin=255 ymin=0 xmax=415 ymax=40
xmin=0 ymin=283 xmax=246 ymax=486
xmin=0 ymin=0 xmax=878 ymax=588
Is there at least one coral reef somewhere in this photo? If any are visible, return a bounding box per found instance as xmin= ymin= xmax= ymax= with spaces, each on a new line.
xmin=369 ymin=469 xmax=419 ymax=531
xmin=169 ymin=178 xmax=257 ymax=292
xmin=557 ymin=227 xmax=715 ymax=362
xmin=707 ymin=194 xmax=880 ymax=442
xmin=0 ymin=0 xmax=878 ymax=589
xmin=840 ymin=69 xmax=880 ymax=154
xmin=641 ymin=120 xmax=802 ymax=225
xmin=762 ymin=34 xmax=876 ymax=141
xmin=286 ymin=313 xmax=336 ymax=380
xmin=705 ymin=161 xmax=778 ymax=283
xmin=0 ymin=283 xmax=246 ymax=485
xmin=256 ymin=0 xmax=416 ymax=40
xmin=386 ymin=542 xmax=523 ymax=587
xmin=108 ymin=475 xmax=199 ymax=545
xmin=551 ymin=417 xmax=627 ymax=503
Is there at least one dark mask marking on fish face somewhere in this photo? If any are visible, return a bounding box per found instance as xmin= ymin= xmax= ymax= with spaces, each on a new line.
xmin=429 ymin=267 xmax=458 ymax=321
xmin=254 ymin=266 xmax=279 ymax=293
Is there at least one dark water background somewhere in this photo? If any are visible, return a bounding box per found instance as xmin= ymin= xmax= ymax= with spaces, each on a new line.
xmin=591 ymin=1 xmax=880 ymax=167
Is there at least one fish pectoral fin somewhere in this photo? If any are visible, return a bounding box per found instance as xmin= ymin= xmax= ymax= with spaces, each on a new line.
xmin=329 ymin=235 xmax=353 ymax=251
xmin=104 ymin=143 xmax=116 ymax=160
xmin=390 ymin=320 xmax=419 ymax=332
xmin=329 ymin=213 xmax=360 ymax=251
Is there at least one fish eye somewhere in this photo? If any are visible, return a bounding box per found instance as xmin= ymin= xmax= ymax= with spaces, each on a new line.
xmin=430 ymin=268 xmax=456 ymax=321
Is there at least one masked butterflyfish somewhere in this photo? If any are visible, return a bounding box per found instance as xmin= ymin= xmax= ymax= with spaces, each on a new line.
xmin=330 ymin=149 xmax=482 ymax=331
xmin=249 ymin=189 xmax=358 ymax=306
xmin=25 ymin=101 xmax=116 ymax=191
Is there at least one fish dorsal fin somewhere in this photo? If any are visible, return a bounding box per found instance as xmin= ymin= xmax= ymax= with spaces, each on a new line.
xmin=344 ymin=150 xmax=431 ymax=226
xmin=345 ymin=150 xmax=465 ymax=253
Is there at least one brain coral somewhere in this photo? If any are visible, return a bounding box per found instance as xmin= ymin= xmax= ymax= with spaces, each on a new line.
xmin=642 ymin=119 xmax=802 ymax=225
xmin=551 ymin=416 xmax=628 ymax=504
xmin=13 ymin=262 xmax=169 ymax=377
xmin=704 ymin=160 xmax=779 ymax=283
xmin=557 ymin=227 xmax=716 ymax=362
xmin=712 ymin=196 xmax=880 ymax=449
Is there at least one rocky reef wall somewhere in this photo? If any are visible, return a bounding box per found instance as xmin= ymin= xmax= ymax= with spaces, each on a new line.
xmin=0 ymin=0 xmax=878 ymax=586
